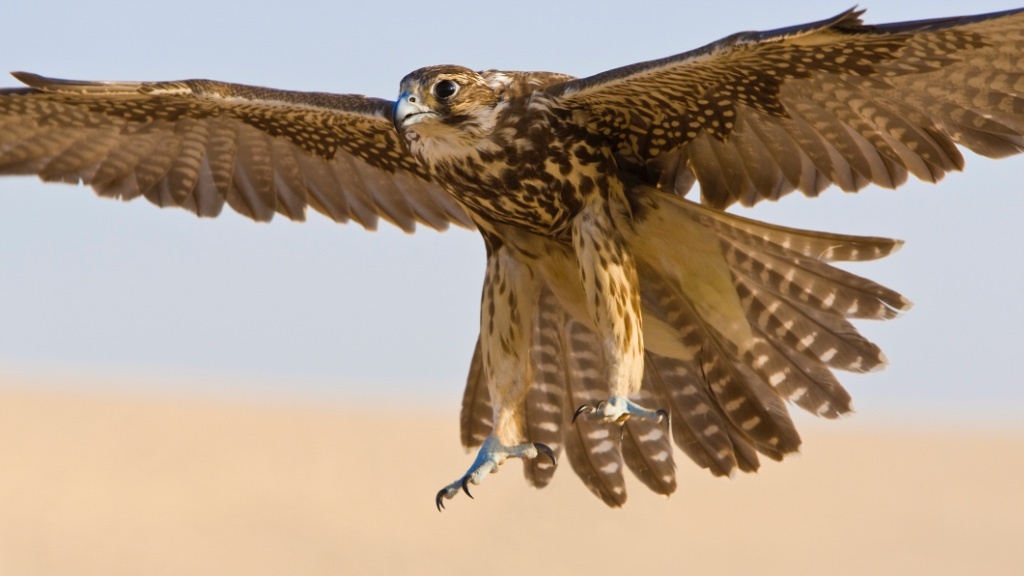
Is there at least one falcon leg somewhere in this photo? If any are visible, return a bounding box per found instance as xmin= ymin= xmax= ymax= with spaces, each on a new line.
xmin=436 ymin=239 xmax=556 ymax=509
xmin=572 ymin=395 xmax=668 ymax=424
xmin=570 ymin=196 xmax=666 ymax=426
xmin=435 ymin=437 xmax=556 ymax=511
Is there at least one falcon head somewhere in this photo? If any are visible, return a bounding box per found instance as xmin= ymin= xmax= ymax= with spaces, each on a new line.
xmin=392 ymin=65 xmax=500 ymax=139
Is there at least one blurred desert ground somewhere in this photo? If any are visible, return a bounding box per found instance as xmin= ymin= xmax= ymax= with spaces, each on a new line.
xmin=0 ymin=371 xmax=1021 ymax=576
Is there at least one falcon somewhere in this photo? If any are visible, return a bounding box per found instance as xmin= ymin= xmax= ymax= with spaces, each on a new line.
xmin=2 ymin=7 xmax=1023 ymax=510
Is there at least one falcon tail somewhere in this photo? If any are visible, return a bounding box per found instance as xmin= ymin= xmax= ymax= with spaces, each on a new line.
xmin=461 ymin=187 xmax=909 ymax=506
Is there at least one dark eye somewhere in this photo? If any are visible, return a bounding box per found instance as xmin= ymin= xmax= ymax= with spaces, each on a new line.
xmin=433 ymin=79 xmax=459 ymax=100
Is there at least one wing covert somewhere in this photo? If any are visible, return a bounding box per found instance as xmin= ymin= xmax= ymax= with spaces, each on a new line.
xmin=0 ymin=73 xmax=473 ymax=232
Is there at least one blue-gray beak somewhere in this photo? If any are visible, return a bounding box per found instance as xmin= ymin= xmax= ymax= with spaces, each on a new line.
xmin=393 ymin=92 xmax=432 ymax=131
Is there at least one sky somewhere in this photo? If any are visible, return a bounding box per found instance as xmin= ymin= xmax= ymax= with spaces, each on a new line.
xmin=0 ymin=0 xmax=1022 ymax=424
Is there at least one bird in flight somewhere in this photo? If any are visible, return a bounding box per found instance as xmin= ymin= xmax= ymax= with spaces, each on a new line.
xmin=1 ymin=7 xmax=1022 ymax=510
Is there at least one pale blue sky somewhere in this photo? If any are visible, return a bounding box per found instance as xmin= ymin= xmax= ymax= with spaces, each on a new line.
xmin=1 ymin=0 xmax=1022 ymax=424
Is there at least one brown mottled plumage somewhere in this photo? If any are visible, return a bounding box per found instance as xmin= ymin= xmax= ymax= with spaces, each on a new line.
xmin=2 ymin=7 xmax=1024 ymax=508
xmin=0 ymin=72 xmax=469 ymax=230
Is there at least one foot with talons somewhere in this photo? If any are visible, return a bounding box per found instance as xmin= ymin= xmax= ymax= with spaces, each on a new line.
xmin=435 ymin=436 xmax=556 ymax=511
xmin=572 ymin=395 xmax=669 ymax=425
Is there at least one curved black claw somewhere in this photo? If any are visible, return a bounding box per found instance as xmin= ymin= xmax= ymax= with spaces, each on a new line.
xmin=572 ymin=404 xmax=593 ymax=424
xmin=434 ymin=437 xmax=545 ymax=511
xmin=656 ymin=409 xmax=670 ymax=425
xmin=534 ymin=442 xmax=557 ymax=466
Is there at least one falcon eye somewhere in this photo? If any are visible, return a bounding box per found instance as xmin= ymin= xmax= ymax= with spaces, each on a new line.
xmin=433 ymin=79 xmax=459 ymax=100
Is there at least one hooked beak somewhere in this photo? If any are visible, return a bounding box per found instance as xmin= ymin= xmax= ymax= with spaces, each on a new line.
xmin=393 ymin=92 xmax=433 ymax=130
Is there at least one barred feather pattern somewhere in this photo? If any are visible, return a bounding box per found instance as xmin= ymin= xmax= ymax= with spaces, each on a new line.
xmin=642 ymin=352 xmax=740 ymax=477
xmin=559 ymin=319 xmax=629 ymax=506
xmin=460 ymin=191 xmax=910 ymax=503
xmin=460 ymin=286 xmax=679 ymax=504
xmin=642 ymin=194 xmax=908 ymax=396
xmin=620 ymin=386 xmax=676 ymax=496
xmin=521 ymin=288 xmax=566 ymax=488
xmin=0 ymin=74 xmax=473 ymax=232
xmin=629 ymin=191 xmax=911 ymax=467
xmin=638 ymin=269 xmax=802 ymax=461
xmin=459 ymin=338 xmax=491 ymax=450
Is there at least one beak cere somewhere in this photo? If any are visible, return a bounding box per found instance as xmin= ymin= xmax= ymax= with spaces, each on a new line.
xmin=393 ymin=92 xmax=431 ymax=130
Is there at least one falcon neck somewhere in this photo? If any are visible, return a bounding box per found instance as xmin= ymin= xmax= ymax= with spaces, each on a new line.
xmin=402 ymin=101 xmax=508 ymax=168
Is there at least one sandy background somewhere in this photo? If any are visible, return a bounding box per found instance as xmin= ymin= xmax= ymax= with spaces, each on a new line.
xmin=0 ymin=377 xmax=1021 ymax=576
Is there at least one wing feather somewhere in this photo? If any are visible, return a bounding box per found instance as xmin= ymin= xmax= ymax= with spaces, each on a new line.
xmin=230 ymin=125 xmax=276 ymax=221
xmin=641 ymin=270 xmax=802 ymax=459
xmin=521 ymin=288 xmax=566 ymax=488
xmin=620 ymin=385 xmax=677 ymax=496
xmin=459 ymin=338 xmax=492 ymax=450
xmin=167 ymin=119 xmax=211 ymax=209
xmin=548 ymin=8 xmax=1024 ymax=208
xmin=0 ymin=73 xmax=470 ymax=232
xmin=725 ymin=119 xmax=790 ymax=202
xmin=560 ymin=318 xmax=628 ymax=508
xmin=643 ymin=352 xmax=739 ymax=477
xmin=267 ymin=136 xmax=310 ymax=221
xmin=294 ymin=149 xmax=352 ymax=223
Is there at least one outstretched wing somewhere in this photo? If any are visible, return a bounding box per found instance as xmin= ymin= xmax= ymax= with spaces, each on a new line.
xmin=0 ymin=73 xmax=472 ymax=232
xmin=549 ymin=8 xmax=1024 ymax=208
